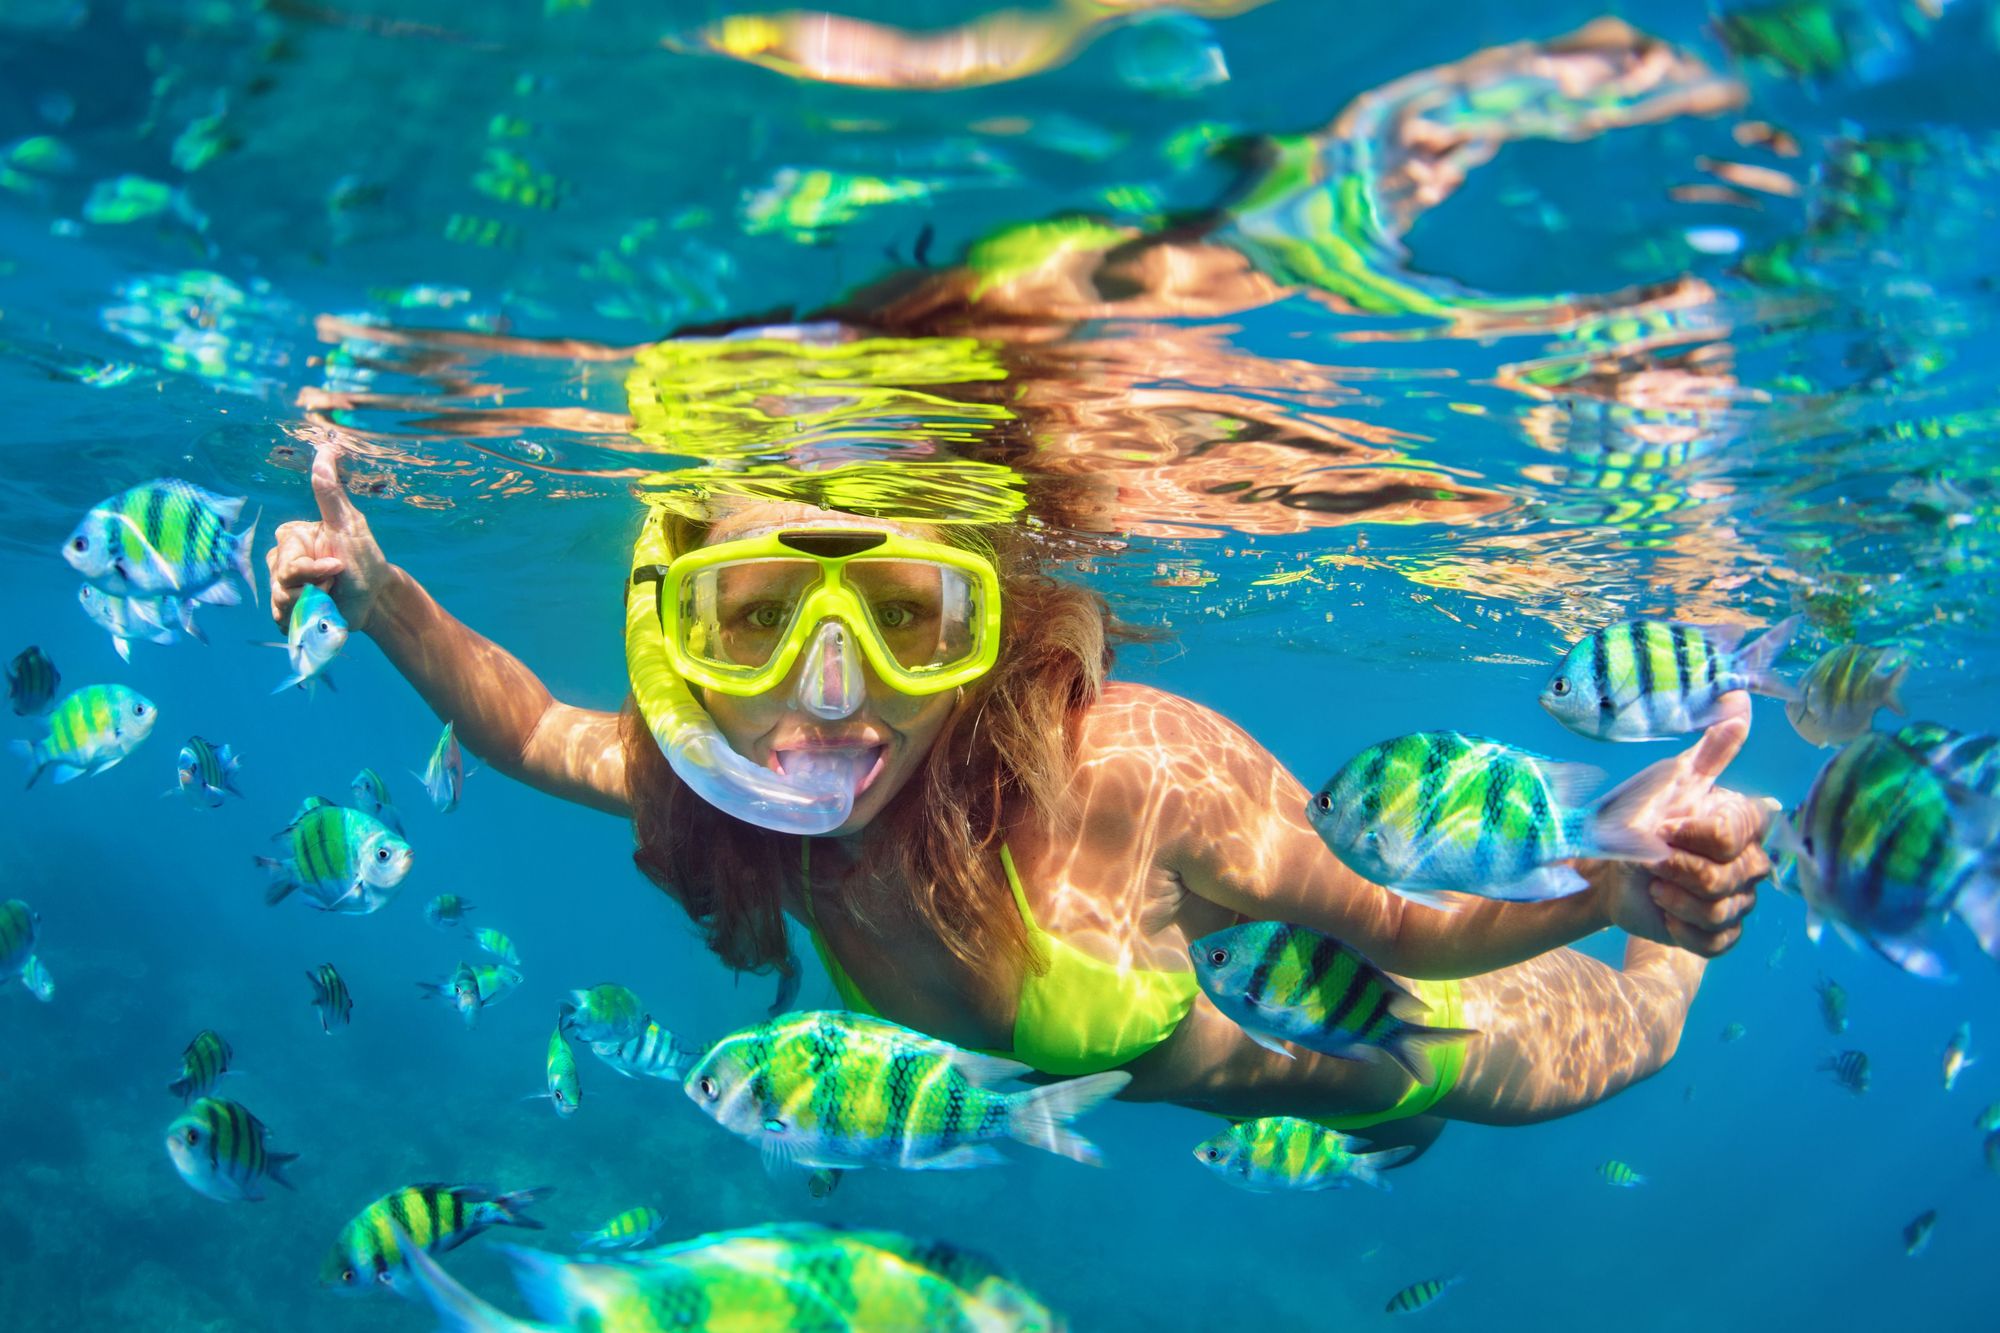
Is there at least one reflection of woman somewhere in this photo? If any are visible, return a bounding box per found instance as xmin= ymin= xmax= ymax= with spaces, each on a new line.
xmin=268 ymin=442 xmax=1771 ymax=1147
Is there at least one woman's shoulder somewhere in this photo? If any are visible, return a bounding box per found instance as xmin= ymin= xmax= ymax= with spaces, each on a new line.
xmin=1077 ymin=682 xmax=1257 ymax=760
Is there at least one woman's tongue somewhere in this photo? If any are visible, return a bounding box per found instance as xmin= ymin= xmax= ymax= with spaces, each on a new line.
xmin=774 ymin=744 xmax=882 ymax=795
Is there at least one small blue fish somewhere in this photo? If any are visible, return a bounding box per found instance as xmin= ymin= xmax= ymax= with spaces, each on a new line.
xmin=170 ymin=736 xmax=243 ymax=808
xmin=10 ymin=684 xmax=158 ymax=786
xmin=1542 ymin=618 xmax=1800 ymax=741
xmin=165 ymin=1097 xmax=298 ymax=1202
xmin=274 ymin=586 xmax=346 ymax=695
xmin=307 ymin=963 xmax=353 ymax=1034
xmin=77 ymin=584 xmax=180 ymax=661
xmin=471 ymin=927 xmax=518 ymax=965
xmin=423 ymin=894 xmax=474 ymax=930
xmin=418 ymin=721 xmax=463 ymax=813
xmin=6 ymin=646 xmax=59 ymax=716
xmin=20 ymin=954 xmax=54 ymax=1002
xmin=348 ymin=767 xmax=404 ymax=834
xmin=590 ymin=1017 xmax=703 ymax=1081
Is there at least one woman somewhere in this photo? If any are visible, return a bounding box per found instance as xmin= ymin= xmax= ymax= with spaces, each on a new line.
xmin=266 ymin=442 xmax=1772 ymax=1145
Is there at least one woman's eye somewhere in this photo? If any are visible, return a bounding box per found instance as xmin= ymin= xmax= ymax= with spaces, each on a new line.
xmin=747 ymin=605 xmax=785 ymax=629
xmin=873 ymin=603 xmax=916 ymax=630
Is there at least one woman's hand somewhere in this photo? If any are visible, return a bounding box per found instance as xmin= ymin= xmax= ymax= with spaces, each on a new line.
xmin=1578 ymin=701 xmax=1777 ymax=958
xmin=266 ymin=445 xmax=392 ymax=634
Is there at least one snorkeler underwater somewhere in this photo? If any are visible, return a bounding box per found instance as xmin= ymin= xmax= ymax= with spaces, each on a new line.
xmin=5 ymin=0 xmax=2000 ymax=1328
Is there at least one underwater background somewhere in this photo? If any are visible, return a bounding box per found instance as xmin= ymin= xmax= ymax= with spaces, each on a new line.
xmin=4 ymin=0 xmax=2000 ymax=1328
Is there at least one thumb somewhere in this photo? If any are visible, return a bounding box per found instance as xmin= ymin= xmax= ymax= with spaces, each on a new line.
xmin=1684 ymin=710 xmax=1750 ymax=785
xmin=311 ymin=443 xmax=364 ymax=534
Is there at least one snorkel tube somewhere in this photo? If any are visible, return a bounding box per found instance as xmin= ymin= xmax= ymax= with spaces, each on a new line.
xmin=626 ymin=507 xmax=853 ymax=834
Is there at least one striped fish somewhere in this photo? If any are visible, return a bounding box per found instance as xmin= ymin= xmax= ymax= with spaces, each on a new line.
xmin=559 ymin=983 xmax=645 ymax=1044
xmin=1786 ymin=642 xmax=1909 ymax=746
xmin=257 ymin=801 xmax=412 ymax=914
xmin=1189 ymin=922 xmax=1477 ymax=1080
xmin=396 ymin=1219 xmax=1062 ymax=1332
xmin=1773 ymin=733 xmax=2000 ymax=978
xmin=1192 ymin=1117 xmax=1400 ymax=1192
xmin=0 ymin=899 xmax=40 ymax=981
xmin=1386 ymin=1276 xmax=1460 ymax=1315
xmin=1821 ymin=1049 xmax=1871 ymax=1094
xmin=349 ymin=767 xmax=404 ymax=834
xmin=419 ymin=721 xmax=463 ymax=813
xmin=1598 ymin=1159 xmax=1646 ymax=1187
xmin=1310 ymin=732 xmax=1674 ymax=903
xmin=471 ymin=927 xmax=518 ymax=965
xmin=1815 ymin=976 xmax=1849 ymax=1034
xmin=592 ymin=1016 xmax=704 ymax=1081
xmin=1542 ymin=617 xmax=1800 ymax=741
xmin=575 ymin=1205 xmax=664 ymax=1250
xmin=1897 ymin=721 xmax=2000 ymax=798
xmin=62 ymin=478 xmax=257 ymax=605
xmin=10 ymin=684 xmax=157 ymax=787
xmin=1943 ymin=1023 xmax=1973 ymax=1091
xmin=164 ymin=1097 xmax=298 ymax=1202
xmin=685 ymin=1010 xmax=1129 ymax=1171
xmin=308 ymin=963 xmax=353 ymax=1033
xmin=318 ymin=1183 xmax=551 ymax=1295
xmin=171 ymin=735 xmax=243 ymax=808
xmin=273 ymin=585 xmax=347 ymax=696
xmin=76 ymin=584 xmax=181 ymax=661
xmin=535 ymin=1024 xmax=580 ymax=1117
xmin=419 ymin=961 xmax=522 ymax=1027
xmin=6 ymin=646 xmax=58 ymax=716
xmin=169 ymin=1029 xmax=232 ymax=1102
xmin=19 ymin=954 xmax=53 ymax=1002
xmin=423 ymin=893 xmax=473 ymax=929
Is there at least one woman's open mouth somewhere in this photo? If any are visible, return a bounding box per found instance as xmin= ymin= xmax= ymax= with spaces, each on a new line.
xmin=770 ymin=743 xmax=888 ymax=795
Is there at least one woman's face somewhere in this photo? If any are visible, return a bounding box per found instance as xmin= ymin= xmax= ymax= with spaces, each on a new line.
xmin=696 ymin=503 xmax=965 ymax=837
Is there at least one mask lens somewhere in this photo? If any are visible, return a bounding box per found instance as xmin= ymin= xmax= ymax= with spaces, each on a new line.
xmin=681 ymin=559 xmax=818 ymax=671
xmin=844 ymin=559 xmax=980 ymax=675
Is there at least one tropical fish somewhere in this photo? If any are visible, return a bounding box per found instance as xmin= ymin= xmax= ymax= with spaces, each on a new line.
xmin=1599 ymin=1159 xmax=1647 ymax=1187
xmin=319 ymin=1183 xmax=552 ymax=1294
xmin=1786 ymin=642 xmax=1909 ymax=746
xmin=76 ymin=584 xmax=180 ymax=660
xmin=7 ymin=646 xmax=58 ymax=715
xmin=806 ymin=1167 xmax=842 ymax=1200
xmin=1773 ymin=733 xmax=2000 ymax=979
xmin=535 ymin=1025 xmax=579 ymax=1117
xmin=171 ymin=735 xmax=242 ymax=808
xmin=1541 ymin=617 xmax=1800 ymax=741
xmin=164 ymin=1097 xmax=298 ymax=1202
xmin=1815 ymin=976 xmax=1849 ymax=1034
xmin=1386 ymin=1276 xmax=1461 ymax=1315
xmin=471 ymin=927 xmax=518 ymax=965
xmin=1896 ymin=721 xmax=2000 ymax=798
xmin=424 ymin=894 xmax=474 ymax=929
xmin=559 ymin=984 xmax=645 ymax=1044
xmin=419 ymin=962 xmax=522 ymax=1028
xmin=1192 ymin=1117 xmax=1399 ymax=1192
xmin=1822 ymin=1049 xmax=1871 ymax=1094
xmin=19 ymin=955 xmax=53 ymax=1002
xmin=1904 ymin=1208 xmax=1937 ymax=1257
xmin=1943 ymin=1023 xmax=1973 ymax=1091
xmin=10 ymin=684 xmax=157 ymax=786
xmin=1976 ymin=1102 xmax=2000 ymax=1132
xmin=273 ymin=585 xmax=347 ymax=695
xmin=169 ymin=1030 xmax=232 ymax=1102
xmin=349 ymin=767 xmax=404 ymax=834
xmin=0 ymin=900 xmax=40 ymax=990
xmin=686 ymin=1010 xmax=1130 ymax=1171
xmin=1309 ymin=732 xmax=1672 ymax=905
xmin=394 ymin=1219 xmax=1060 ymax=1331
xmin=257 ymin=801 xmax=413 ymax=914
xmin=1721 ymin=1022 xmax=1747 ymax=1042
xmin=591 ymin=1017 xmax=703 ymax=1081
xmin=419 ymin=721 xmax=464 ymax=813
xmin=308 ymin=963 xmax=353 ymax=1034
xmin=62 ymin=478 xmax=257 ymax=605
xmin=575 ymin=1205 xmax=665 ymax=1250
xmin=1190 ymin=921 xmax=1477 ymax=1079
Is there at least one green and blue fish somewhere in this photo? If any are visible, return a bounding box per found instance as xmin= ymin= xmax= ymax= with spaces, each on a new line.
xmin=534 ymin=1025 xmax=579 ymax=1117
xmin=1192 ymin=1117 xmax=1400 ymax=1192
xmin=319 ymin=1183 xmax=551 ymax=1295
xmin=1598 ymin=1159 xmax=1646 ymax=1187
xmin=1815 ymin=976 xmax=1849 ymax=1033
xmin=574 ymin=1205 xmax=665 ymax=1250
xmin=349 ymin=767 xmax=404 ymax=834
xmin=1773 ymin=733 xmax=2000 ymax=979
xmin=559 ymin=984 xmax=645 ymax=1044
xmin=472 ymin=927 xmax=518 ymax=965
xmin=1897 ymin=721 xmax=2000 ymax=798
xmin=19 ymin=954 xmax=53 ymax=1002
xmin=168 ymin=1029 xmax=232 ymax=1102
xmin=274 ymin=585 xmax=347 ymax=695
xmin=171 ymin=735 xmax=243 ymax=808
xmin=308 ymin=963 xmax=353 ymax=1033
xmin=1904 ymin=1209 xmax=1937 ymax=1257
xmin=1943 ymin=1023 xmax=1973 ymax=1091
xmin=1822 ymin=1049 xmax=1871 ymax=1094
xmin=76 ymin=584 xmax=182 ymax=660
xmin=1189 ymin=921 xmax=1477 ymax=1079
xmin=424 ymin=894 xmax=474 ymax=929
xmin=1786 ymin=642 xmax=1909 ymax=747
xmin=10 ymin=683 xmax=157 ymax=787
xmin=591 ymin=1016 xmax=703 ymax=1081
xmin=63 ymin=477 xmax=257 ymax=605
xmin=420 ymin=961 xmax=522 ymax=1027
xmin=420 ymin=720 xmax=464 ymax=813
xmin=1310 ymin=732 xmax=1672 ymax=904
xmin=686 ymin=1010 xmax=1129 ymax=1172
xmin=1386 ymin=1276 xmax=1461 ymax=1316
xmin=1542 ymin=617 xmax=1799 ymax=741
xmin=1 ymin=899 xmax=42 ymax=994
xmin=7 ymin=645 xmax=58 ymax=716
xmin=165 ymin=1097 xmax=298 ymax=1202
xmin=258 ymin=800 xmax=413 ymax=914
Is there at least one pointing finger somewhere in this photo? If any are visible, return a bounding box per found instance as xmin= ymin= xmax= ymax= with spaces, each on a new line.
xmin=311 ymin=443 xmax=363 ymax=534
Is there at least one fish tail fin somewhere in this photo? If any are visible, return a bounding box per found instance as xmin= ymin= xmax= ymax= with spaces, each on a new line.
xmin=167 ymin=1074 xmax=193 ymax=1101
xmin=1734 ymin=614 xmax=1802 ymax=702
xmin=10 ymin=738 xmax=44 ymax=789
xmin=1347 ymin=1146 xmax=1408 ymax=1191
xmin=1375 ymin=1021 xmax=1480 ymax=1087
xmin=393 ymin=1224 xmax=546 ymax=1333
xmin=1580 ymin=756 xmax=1677 ymax=862
xmin=266 ymin=1150 xmax=300 ymax=1190
xmin=233 ymin=509 xmax=261 ymax=608
xmin=1883 ymin=661 xmax=1910 ymax=716
xmin=1005 ymin=1070 xmax=1131 ymax=1165
xmin=270 ymin=674 xmax=305 ymax=696
xmin=489 ymin=1185 xmax=554 ymax=1230
xmin=255 ymin=856 xmax=297 ymax=905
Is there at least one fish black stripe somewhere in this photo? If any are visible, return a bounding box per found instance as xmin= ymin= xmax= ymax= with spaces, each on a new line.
xmin=1245 ymin=927 xmax=1286 ymax=1010
xmin=1353 ymin=987 xmax=1396 ymax=1043
xmin=1592 ymin=629 xmax=1614 ymax=715
xmin=1632 ymin=623 xmax=1657 ymax=719
xmin=1670 ymin=622 xmax=1692 ymax=702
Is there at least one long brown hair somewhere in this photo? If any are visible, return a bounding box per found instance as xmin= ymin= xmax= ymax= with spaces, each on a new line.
xmin=623 ymin=510 xmax=1120 ymax=980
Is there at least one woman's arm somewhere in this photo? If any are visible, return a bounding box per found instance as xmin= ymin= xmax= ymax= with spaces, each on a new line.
xmin=267 ymin=446 xmax=630 ymax=816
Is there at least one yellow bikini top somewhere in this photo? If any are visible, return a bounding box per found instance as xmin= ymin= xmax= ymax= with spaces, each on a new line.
xmin=798 ymin=841 xmax=1199 ymax=1076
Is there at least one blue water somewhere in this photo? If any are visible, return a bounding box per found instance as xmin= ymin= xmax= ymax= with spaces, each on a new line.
xmin=5 ymin=0 xmax=2000 ymax=1328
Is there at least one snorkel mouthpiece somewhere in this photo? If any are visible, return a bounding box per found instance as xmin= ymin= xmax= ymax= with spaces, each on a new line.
xmin=794 ymin=619 xmax=865 ymax=720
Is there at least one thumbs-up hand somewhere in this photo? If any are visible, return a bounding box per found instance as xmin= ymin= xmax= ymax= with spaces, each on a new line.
xmin=267 ymin=443 xmax=392 ymax=633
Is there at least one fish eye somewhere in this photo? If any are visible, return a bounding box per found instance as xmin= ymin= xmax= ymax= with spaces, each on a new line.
xmin=375 ymin=848 xmax=390 ymax=862
xmin=1207 ymin=948 xmax=1228 ymax=966
xmin=71 ymin=536 xmax=87 ymax=552
xmin=132 ymin=703 xmax=146 ymax=716
xmin=698 ymin=1077 xmax=719 ymax=1100
xmin=763 ymin=1117 xmax=785 ymax=1133
xmin=1312 ymin=792 xmax=1333 ymax=813
xmin=317 ymin=618 xmax=332 ymax=633
xmin=1203 ymin=1148 xmax=1220 ymax=1161
xmin=184 ymin=1128 xmax=200 ymax=1145
xmin=1550 ymin=678 xmax=1571 ymax=696
xmin=340 ymin=1270 xmax=355 ymax=1285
